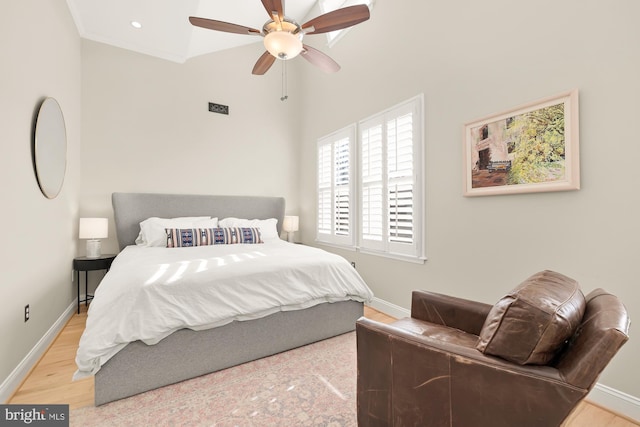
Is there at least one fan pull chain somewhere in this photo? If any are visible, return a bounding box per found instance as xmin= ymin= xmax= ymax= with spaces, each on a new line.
xmin=280 ymin=60 xmax=288 ymax=102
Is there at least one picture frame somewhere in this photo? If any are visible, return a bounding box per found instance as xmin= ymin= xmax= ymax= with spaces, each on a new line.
xmin=463 ymin=89 xmax=579 ymax=197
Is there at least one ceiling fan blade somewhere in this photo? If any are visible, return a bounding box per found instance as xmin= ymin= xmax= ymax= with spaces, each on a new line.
xmin=300 ymin=45 xmax=340 ymax=73
xmin=261 ymin=0 xmax=284 ymax=21
xmin=189 ymin=16 xmax=261 ymax=36
xmin=302 ymin=4 xmax=370 ymax=35
xmin=252 ymin=51 xmax=277 ymax=75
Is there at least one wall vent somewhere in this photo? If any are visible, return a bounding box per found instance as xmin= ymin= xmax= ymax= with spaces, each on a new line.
xmin=208 ymin=103 xmax=229 ymax=115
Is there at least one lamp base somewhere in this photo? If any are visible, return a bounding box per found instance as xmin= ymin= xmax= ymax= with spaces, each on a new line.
xmin=86 ymin=239 xmax=102 ymax=258
xmin=287 ymin=232 xmax=295 ymax=243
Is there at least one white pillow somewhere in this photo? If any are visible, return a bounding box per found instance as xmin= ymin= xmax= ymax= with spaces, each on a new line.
xmin=218 ymin=217 xmax=279 ymax=242
xmin=135 ymin=217 xmax=218 ymax=247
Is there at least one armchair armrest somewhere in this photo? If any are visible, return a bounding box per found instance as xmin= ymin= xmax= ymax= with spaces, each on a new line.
xmin=411 ymin=290 xmax=493 ymax=335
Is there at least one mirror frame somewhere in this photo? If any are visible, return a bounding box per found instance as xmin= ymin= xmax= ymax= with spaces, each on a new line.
xmin=33 ymin=97 xmax=67 ymax=199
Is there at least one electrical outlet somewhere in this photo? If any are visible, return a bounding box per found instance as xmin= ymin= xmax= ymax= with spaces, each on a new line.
xmin=24 ymin=304 xmax=30 ymax=322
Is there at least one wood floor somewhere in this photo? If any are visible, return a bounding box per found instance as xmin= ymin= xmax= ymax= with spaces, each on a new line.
xmin=7 ymin=306 xmax=639 ymax=426
xmin=8 ymin=307 xmax=93 ymax=409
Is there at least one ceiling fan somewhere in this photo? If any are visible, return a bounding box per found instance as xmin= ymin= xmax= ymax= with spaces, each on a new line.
xmin=189 ymin=0 xmax=370 ymax=75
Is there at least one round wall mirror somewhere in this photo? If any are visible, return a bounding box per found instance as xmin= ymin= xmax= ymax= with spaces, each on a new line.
xmin=34 ymin=97 xmax=67 ymax=199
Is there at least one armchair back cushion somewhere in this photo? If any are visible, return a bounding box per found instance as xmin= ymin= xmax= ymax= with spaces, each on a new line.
xmin=477 ymin=270 xmax=586 ymax=365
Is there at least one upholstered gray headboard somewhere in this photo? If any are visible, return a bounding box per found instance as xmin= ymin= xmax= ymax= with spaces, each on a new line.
xmin=112 ymin=193 xmax=286 ymax=250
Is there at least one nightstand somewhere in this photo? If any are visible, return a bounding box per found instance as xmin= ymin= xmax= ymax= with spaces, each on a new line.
xmin=73 ymin=254 xmax=116 ymax=314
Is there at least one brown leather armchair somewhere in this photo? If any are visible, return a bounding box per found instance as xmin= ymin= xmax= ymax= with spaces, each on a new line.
xmin=357 ymin=271 xmax=630 ymax=427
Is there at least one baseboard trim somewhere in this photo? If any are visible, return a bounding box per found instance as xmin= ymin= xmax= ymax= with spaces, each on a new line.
xmin=0 ymin=300 xmax=77 ymax=403
xmin=588 ymin=384 xmax=640 ymax=422
xmin=367 ymin=296 xmax=410 ymax=320
xmin=369 ymin=296 xmax=639 ymax=422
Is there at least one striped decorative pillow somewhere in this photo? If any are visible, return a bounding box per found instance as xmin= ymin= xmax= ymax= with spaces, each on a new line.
xmin=166 ymin=227 xmax=263 ymax=248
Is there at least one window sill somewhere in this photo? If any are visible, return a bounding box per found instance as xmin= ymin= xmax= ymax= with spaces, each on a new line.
xmin=357 ymin=247 xmax=427 ymax=264
xmin=314 ymin=240 xmax=357 ymax=252
xmin=315 ymin=240 xmax=427 ymax=264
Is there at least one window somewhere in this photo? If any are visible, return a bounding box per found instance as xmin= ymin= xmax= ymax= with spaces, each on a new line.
xmin=359 ymin=96 xmax=424 ymax=259
xmin=317 ymin=125 xmax=356 ymax=246
xmin=319 ymin=0 xmax=374 ymax=46
xmin=316 ymin=95 xmax=425 ymax=262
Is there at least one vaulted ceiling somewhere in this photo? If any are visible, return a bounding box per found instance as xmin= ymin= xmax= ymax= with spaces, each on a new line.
xmin=66 ymin=0 xmax=317 ymax=63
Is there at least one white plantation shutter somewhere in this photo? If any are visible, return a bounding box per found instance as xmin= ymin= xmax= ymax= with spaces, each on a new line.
xmin=361 ymin=120 xmax=384 ymax=246
xmin=316 ymin=125 xmax=355 ymax=246
xmin=316 ymin=95 xmax=424 ymax=262
xmin=387 ymin=112 xmax=414 ymax=245
xmin=359 ymin=96 xmax=424 ymax=259
xmin=317 ymin=144 xmax=332 ymax=235
xmin=334 ymin=138 xmax=351 ymax=236
xmin=388 ymin=182 xmax=413 ymax=243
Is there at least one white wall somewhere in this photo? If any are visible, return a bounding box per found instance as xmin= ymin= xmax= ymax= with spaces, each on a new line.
xmin=298 ymin=0 xmax=640 ymax=401
xmin=80 ymin=40 xmax=302 ymax=253
xmin=0 ymin=0 xmax=81 ymax=390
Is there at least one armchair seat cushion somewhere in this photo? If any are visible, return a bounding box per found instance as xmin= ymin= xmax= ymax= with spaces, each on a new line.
xmin=476 ymin=270 xmax=586 ymax=365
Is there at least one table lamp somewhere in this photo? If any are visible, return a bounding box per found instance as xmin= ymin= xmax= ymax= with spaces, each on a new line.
xmin=79 ymin=218 xmax=108 ymax=258
xmin=282 ymin=215 xmax=299 ymax=243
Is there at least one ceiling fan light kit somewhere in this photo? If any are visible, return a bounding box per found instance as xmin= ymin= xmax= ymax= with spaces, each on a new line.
xmin=189 ymin=0 xmax=370 ymax=75
xmin=263 ymin=19 xmax=303 ymax=59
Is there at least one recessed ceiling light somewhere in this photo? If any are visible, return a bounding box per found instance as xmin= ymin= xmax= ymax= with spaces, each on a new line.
xmin=130 ymin=21 xmax=142 ymax=29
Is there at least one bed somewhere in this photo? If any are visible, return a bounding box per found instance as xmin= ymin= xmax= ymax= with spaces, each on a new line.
xmin=75 ymin=192 xmax=372 ymax=406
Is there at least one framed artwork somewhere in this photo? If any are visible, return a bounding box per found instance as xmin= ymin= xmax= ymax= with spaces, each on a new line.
xmin=463 ymin=90 xmax=579 ymax=197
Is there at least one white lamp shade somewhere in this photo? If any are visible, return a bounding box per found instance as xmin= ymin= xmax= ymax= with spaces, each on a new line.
xmin=79 ymin=218 xmax=108 ymax=239
xmin=264 ymin=31 xmax=303 ymax=59
xmin=282 ymin=216 xmax=299 ymax=232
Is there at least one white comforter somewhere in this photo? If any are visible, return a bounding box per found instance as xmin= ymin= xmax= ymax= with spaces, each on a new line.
xmin=74 ymin=240 xmax=373 ymax=379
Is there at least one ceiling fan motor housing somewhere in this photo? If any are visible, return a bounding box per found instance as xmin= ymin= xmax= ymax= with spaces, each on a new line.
xmin=262 ymin=18 xmax=303 ymax=59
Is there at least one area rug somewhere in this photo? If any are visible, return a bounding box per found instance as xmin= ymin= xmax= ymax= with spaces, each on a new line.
xmin=70 ymin=332 xmax=357 ymax=426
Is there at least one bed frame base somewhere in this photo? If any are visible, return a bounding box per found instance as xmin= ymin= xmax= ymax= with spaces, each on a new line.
xmin=95 ymin=300 xmax=363 ymax=405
